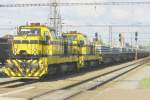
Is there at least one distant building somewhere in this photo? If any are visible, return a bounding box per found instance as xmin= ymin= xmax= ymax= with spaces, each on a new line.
xmin=1 ymin=34 xmax=13 ymax=43
xmin=0 ymin=36 xmax=12 ymax=64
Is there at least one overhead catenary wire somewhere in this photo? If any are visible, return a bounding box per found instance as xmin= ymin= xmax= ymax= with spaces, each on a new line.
xmin=62 ymin=24 xmax=150 ymax=27
xmin=2 ymin=24 xmax=150 ymax=30
xmin=1 ymin=2 xmax=150 ymax=7
xmin=0 ymin=1 xmax=150 ymax=46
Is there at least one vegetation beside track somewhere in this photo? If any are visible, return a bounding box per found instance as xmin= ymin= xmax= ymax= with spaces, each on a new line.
xmin=140 ymin=76 xmax=150 ymax=88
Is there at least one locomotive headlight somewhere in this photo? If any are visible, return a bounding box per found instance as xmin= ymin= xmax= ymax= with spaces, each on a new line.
xmin=14 ymin=48 xmax=17 ymax=55
xmin=32 ymin=63 xmax=39 ymax=68
xmin=33 ymin=48 xmax=36 ymax=55
xmin=39 ymin=63 xmax=43 ymax=67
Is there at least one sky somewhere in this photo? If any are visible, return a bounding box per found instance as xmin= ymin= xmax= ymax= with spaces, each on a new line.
xmin=0 ymin=0 xmax=150 ymax=46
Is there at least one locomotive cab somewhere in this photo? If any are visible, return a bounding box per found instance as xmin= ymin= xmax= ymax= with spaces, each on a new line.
xmin=13 ymin=23 xmax=63 ymax=57
xmin=14 ymin=26 xmax=42 ymax=56
xmin=63 ymin=31 xmax=93 ymax=55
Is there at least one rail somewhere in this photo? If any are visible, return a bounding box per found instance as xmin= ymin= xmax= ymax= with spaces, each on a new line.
xmin=31 ymin=57 xmax=149 ymax=100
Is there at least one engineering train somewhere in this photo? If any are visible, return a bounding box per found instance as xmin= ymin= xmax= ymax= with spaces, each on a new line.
xmin=2 ymin=23 xmax=149 ymax=79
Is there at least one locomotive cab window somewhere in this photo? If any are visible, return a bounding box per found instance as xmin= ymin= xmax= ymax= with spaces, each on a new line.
xmin=66 ymin=35 xmax=77 ymax=41
xmin=50 ymin=30 xmax=56 ymax=39
xmin=18 ymin=28 xmax=41 ymax=36
xmin=44 ymin=31 xmax=50 ymax=41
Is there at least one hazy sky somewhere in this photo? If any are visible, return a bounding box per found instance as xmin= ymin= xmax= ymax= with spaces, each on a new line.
xmin=0 ymin=0 xmax=150 ymax=46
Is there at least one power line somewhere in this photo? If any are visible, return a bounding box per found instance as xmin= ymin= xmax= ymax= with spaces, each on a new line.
xmin=62 ymin=24 xmax=150 ymax=27
xmin=0 ymin=28 xmax=16 ymax=30
xmin=2 ymin=24 xmax=150 ymax=30
xmin=1 ymin=2 xmax=150 ymax=7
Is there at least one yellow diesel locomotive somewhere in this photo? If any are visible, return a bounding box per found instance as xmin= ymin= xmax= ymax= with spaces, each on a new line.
xmin=3 ymin=23 xmax=101 ymax=78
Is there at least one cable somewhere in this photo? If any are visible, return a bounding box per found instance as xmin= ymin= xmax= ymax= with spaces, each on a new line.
xmin=62 ymin=24 xmax=150 ymax=27
xmin=1 ymin=2 xmax=150 ymax=7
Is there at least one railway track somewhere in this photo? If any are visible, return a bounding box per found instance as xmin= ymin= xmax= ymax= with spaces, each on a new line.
xmin=0 ymin=79 xmax=38 ymax=88
xmin=31 ymin=57 xmax=149 ymax=100
xmin=0 ymin=57 xmax=149 ymax=100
